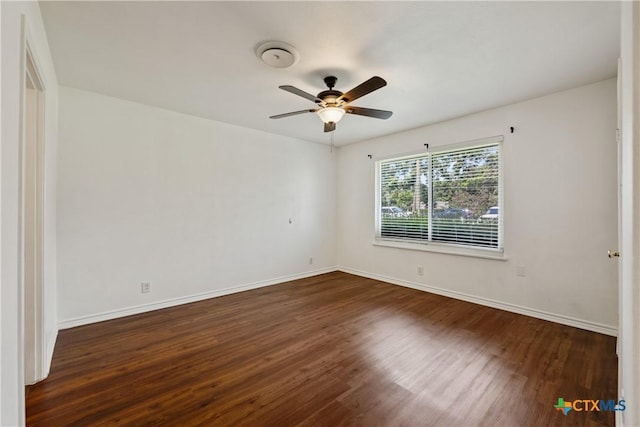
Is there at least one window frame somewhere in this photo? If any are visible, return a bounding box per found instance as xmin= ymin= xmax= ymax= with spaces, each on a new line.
xmin=374 ymin=136 xmax=504 ymax=259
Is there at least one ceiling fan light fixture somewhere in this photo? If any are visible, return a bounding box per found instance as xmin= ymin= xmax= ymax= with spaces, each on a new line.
xmin=317 ymin=106 xmax=345 ymax=124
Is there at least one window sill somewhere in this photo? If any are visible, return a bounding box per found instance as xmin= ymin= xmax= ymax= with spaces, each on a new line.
xmin=373 ymin=238 xmax=507 ymax=260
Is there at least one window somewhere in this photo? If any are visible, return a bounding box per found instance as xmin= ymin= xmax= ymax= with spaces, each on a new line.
xmin=376 ymin=137 xmax=502 ymax=251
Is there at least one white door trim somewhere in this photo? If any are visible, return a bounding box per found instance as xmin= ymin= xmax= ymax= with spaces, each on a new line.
xmin=20 ymin=23 xmax=46 ymax=386
xmin=617 ymin=2 xmax=640 ymax=426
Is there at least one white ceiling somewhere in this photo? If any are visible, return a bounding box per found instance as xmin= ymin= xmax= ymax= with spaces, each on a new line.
xmin=40 ymin=1 xmax=620 ymax=146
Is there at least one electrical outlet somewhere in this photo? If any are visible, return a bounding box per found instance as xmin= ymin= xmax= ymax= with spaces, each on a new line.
xmin=309 ymin=257 xmax=313 ymax=265
xmin=417 ymin=266 xmax=424 ymax=276
xmin=141 ymin=282 xmax=151 ymax=293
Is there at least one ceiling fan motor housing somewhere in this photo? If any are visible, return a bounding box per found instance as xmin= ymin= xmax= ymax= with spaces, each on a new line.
xmin=317 ymin=89 xmax=343 ymax=105
xmin=317 ymin=76 xmax=342 ymax=105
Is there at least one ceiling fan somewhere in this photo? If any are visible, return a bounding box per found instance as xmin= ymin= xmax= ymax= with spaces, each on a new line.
xmin=270 ymin=76 xmax=393 ymax=132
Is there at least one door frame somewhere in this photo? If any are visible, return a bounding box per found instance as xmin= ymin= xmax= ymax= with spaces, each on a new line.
xmin=617 ymin=2 xmax=640 ymax=426
xmin=20 ymin=25 xmax=46 ymax=386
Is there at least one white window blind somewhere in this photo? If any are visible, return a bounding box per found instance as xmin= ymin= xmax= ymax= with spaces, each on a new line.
xmin=377 ymin=139 xmax=502 ymax=250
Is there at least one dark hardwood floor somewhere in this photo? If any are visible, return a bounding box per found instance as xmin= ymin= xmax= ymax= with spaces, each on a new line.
xmin=26 ymin=271 xmax=617 ymax=426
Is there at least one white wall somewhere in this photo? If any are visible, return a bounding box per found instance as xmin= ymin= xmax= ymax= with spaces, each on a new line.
xmin=57 ymin=87 xmax=336 ymax=326
xmin=1 ymin=1 xmax=58 ymax=425
xmin=337 ymin=79 xmax=618 ymax=334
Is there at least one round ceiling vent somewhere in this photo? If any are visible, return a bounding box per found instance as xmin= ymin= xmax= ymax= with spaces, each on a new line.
xmin=256 ymin=41 xmax=299 ymax=69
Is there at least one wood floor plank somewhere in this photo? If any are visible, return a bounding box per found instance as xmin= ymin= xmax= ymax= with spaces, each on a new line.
xmin=26 ymin=272 xmax=617 ymax=426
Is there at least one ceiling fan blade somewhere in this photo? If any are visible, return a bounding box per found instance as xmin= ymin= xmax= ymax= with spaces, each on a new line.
xmin=270 ymin=109 xmax=317 ymax=119
xmin=338 ymin=76 xmax=387 ymax=104
xmin=345 ymin=106 xmax=393 ymax=120
xmin=279 ymin=85 xmax=322 ymax=103
xmin=324 ymin=122 xmax=336 ymax=133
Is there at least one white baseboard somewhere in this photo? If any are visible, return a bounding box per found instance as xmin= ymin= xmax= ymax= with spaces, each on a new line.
xmin=338 ymin=266 xmax=618 ymax=337
xmin=58 ymin=266 xmax=618 ymax=337
xmin=58 ymin=267 xmax=338 ymax=330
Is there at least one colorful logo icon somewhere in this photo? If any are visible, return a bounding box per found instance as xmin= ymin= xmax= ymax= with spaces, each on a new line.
xmin=554 ymin=398 xmax=572 ymax=415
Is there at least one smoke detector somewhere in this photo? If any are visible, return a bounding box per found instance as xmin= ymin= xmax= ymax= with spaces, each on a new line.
xmin=256 ymin=41 xmax=299 ymax=69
